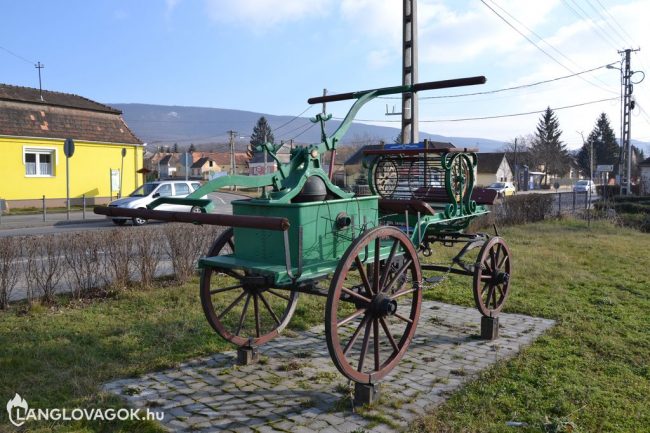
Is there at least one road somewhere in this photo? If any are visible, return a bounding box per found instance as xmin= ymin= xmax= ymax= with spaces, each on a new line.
xmin=0 ymin=192 xmax=240 ymax=237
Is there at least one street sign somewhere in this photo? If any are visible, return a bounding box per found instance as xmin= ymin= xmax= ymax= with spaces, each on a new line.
xmin=596 ymin=164 xmax=613 ymax=172
xmin=64 ymin=138 xmax=75 ymax=158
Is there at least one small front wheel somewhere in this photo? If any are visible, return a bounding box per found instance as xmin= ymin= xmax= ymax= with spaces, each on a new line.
xmin=473 ymin=237 xmax=512 ymax=317
xmin=200 ymin=229 xmax=299 ymax=346
xmin=326 ymin=226 xmax=422 ymax=384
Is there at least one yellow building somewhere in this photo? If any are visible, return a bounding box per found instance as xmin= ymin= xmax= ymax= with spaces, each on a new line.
xmin=0 ymin=84 xmax=142 ymax=209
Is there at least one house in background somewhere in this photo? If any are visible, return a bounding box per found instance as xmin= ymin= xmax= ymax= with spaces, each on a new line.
xmin=190 ymin=156 xmax=219 ymax=179
xmin=476 ymin=153 xmax=513 ymax=186
xmin=0 ymin=83 xmax=142 ymax=209
xmin=640 ymin=157 xmax=650 ymax=194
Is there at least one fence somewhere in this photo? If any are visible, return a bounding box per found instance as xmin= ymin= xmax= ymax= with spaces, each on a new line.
xmin=548 ymin=191 xmax=591 ymax=216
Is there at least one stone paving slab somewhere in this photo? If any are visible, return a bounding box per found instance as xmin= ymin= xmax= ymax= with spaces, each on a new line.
xmin=104 ymin=301 xmax=555 ymax=432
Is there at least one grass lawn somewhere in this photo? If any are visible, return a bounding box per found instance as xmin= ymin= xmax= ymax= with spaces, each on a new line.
xmin=0 ymin=219 xmax=648 ymax=432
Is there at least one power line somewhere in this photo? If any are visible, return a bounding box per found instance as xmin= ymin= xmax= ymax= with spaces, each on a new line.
xmin=290 ymin=122 xmax=317 ymax=141
xmin=276 ymin=120 xmax=313 ymax=139
xmin=0 ymin=44 xmax=34 ymax=65
xmin=586 ymin=0 xmax=633 ymax=47
xmin=593 ymin=0 xmax=636 ymax=46
xmin=481 ymin=0 xmax=617 ymax=95
xmin=334 ymin=97 xmax=618 ymax=123
xmin=379 ymin=63 xmax=615 ymax=100
xmin=272 ymin=106 xmax=313 ymax=132
xmin=561 ymin=0 xmax=620 ymax=50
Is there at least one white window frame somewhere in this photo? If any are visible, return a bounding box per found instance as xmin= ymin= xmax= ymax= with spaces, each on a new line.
xmin=23 ymin=146 xmax=58 ymax=177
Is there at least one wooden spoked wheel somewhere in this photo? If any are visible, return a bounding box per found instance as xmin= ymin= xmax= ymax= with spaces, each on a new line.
xmin=200 ymin=228 xmax=299 ymax=346
xmin=473 ymin=236 xmax=511 ymax=317
xmin=326 ymin=226 xmax=422 ymax=384
xmin=445 ymin=155 xmax=471 ymax=203
xmin=373 ymin=158 xmax=399 ymax=198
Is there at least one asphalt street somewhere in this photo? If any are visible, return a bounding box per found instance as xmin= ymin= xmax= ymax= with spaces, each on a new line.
xmin=0 ymin=192 xmax=240 ymax=237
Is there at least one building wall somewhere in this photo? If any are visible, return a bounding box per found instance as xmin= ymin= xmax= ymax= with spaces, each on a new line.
xmin=476 ymin=158 xmax=513 ymax=187
xmin=0 ymin=136 xmax=143 ymax=208
xmin=641 ymin=166 xmax=650 ymax=194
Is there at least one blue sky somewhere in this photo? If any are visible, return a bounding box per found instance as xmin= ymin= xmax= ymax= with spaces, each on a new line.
xmin=1 ymin=0 xmax=648 ymax=149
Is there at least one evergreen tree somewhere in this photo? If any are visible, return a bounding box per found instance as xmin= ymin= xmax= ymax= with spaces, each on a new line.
xmin=531 ymin=107 xmax=570 ymax=184
xmin=172 ymin=143 xmax=179 ymax=153
xmin=576 ymin=113 xmax=619 ymax=177
xmin=188 ymin=143 xmax=196 ymax=153
xmin=250 ymin=117 xmax=274 ymax=147
xmin=394 ymin=132 xmax=402 ymax=144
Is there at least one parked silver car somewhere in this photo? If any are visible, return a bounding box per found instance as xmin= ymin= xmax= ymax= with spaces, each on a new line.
xmin=573 ymin=180 xmax=596 ymax=194
xmin=108 ymin=180 xmax=204 ymax=226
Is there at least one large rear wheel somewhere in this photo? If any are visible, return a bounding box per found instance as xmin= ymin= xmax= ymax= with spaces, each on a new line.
xmin=326 ymin=226 xmax=422 ymax=384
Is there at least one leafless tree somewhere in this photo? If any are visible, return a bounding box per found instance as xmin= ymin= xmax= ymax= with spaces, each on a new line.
xmin=0 ymin=237 xmax=22 ymax=309
xmin=25 ymin=235 xmax=63 ymax=304
xmin=63 ymin=232 xmax=104 ymax=298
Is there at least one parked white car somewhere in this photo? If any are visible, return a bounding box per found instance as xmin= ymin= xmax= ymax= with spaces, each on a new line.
xmin=573 ymin=180 xmax=596 ymax=194
xmin=108 ymin=180 xmax=204 ymax=226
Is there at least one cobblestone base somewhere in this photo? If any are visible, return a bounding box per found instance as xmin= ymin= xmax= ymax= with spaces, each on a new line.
xmin=104 ymin=301 xmax=555 ymax=432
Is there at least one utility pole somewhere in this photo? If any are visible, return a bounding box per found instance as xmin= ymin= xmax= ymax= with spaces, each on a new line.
xmin=35 ymin=61 xmax=45 ymax=101
xmin=513 ymin=138 xmax=518 ymax=191
xmin=227 ymin=130 xmax=237 ymax=186
xmin=401 ymin=0 xmax=418 ymax=145
xmin=322 ymin=89 xmax=327 ymax=115
xmin=619 ymin=48 xmax=640 ymax=195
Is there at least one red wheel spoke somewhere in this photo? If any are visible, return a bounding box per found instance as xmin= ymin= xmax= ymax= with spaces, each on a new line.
xmin=489 ymin=247 xmax=497 ymax=271
xmin=343 ymin=315 xmax=369 ymax=355
xmin=355 ymin=257 xmax=374 ymax=297
xmin=253 ymin=294 xmax=261 ymax=338
xmin=379 ymin=239 xmax=399 ymax=290
xmin=373 ymin=238 xmax=381 ymax=293
xmin=267 ymin=289 xmax=290 ymax=302
xmin=379 ymin=317 xmax=399 ymax=353
xmin=491 ymin=286 xmax=498 ymax=308
xmin=235 ymin=293 xmax=251 ymax=336
xmin=210 ymin=284 xmax=243 ymax=295
xmin=373 ymin=318 xmax=380 ymax=371
xmin=390 ymin=286 xmax=417 ymax=300
xmin=383 ymin=258 xmax=413 ymax=294
xmin=357 ymin=319 xmax=372 ymax=372
xmin=341 ymin=287 xmax=371 ymax=304
xmin=498 ymin=254 xmax=509 ymax=269
xmin=259 ymin=292 xmax=281 ymax=325
xmin=481 ymin=282 xmax=489 ymax=294
xmin=494 ymin=244 xmax=501 ymax=268
xmin=480 ymin=274 xmax=492 ymax=281
xmin=394 ymin=312 xmax=413 ymax=324
xmin=338 ymin=307 xmax=367 ymax=327
xmin=217 ymin=290 xmax=247 ymax=320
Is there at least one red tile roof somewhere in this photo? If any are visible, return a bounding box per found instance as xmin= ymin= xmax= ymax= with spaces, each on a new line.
xmin=0 ymin=83 xmax=141 ymax=145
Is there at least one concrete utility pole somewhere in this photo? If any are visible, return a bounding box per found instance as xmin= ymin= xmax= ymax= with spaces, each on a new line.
xmin=619 ymin=48 xmax=640 ymax=195
xmin=401 ymin=0 xmax=419 ymax=145
xmin=227 ymin=130 xmax=237 ymax=176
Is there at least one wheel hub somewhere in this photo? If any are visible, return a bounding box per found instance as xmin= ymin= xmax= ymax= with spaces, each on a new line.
xmin=493 ymin=272 xmax=509 ymax=285
xmin=369 ymin=293 xmax=398 ymax=317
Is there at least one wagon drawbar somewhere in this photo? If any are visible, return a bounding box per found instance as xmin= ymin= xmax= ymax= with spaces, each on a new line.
xmin=94 ymin=75 xmax=512 ymax=405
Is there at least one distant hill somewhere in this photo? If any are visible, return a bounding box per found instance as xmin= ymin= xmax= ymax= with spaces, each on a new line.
xmin=111 ymin=103 xmax=506 ymax=152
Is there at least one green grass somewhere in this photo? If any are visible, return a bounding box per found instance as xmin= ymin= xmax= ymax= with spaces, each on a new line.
xmin=413 ymin=219 xmax=650 ymax=433
xmin=0 ymin=281 xmax=324 ymax=432
xmin=0 ymin=219 xmax=648 ymax=432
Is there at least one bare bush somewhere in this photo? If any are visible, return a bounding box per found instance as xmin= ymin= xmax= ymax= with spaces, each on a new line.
xmin=162 ymin=224 xmax=197 ymax=283
xmin=0 ymin=237 xmax=22 ymax=309
xmin=102 ymin=229 xmax=133 ymax=290
xmin=62 ymin=232 xmax=104 ymax=298
xmin=25 ymin=235 xmax=63 ymax=304
xmin=495 ymin=194 xmax=554 ymax=226
xmin=132 ymin=227 xmax=164 ymax=288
